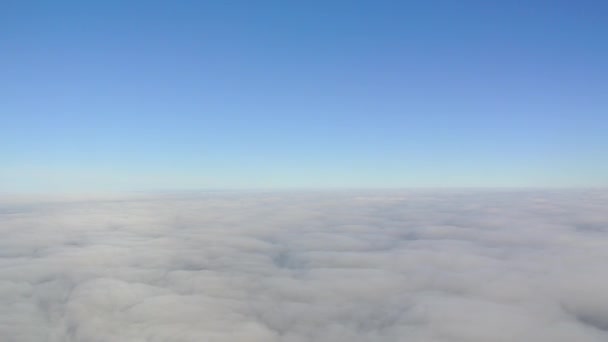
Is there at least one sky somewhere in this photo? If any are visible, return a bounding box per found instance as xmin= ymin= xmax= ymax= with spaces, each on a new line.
xmin=1 ymin=0 xmax=607 ymax=192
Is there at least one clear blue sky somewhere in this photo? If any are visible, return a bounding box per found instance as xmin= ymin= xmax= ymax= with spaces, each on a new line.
xmin=1 ymin=1 xmax=607 ymax=192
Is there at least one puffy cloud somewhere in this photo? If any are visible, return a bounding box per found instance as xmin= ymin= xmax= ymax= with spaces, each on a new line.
xmin=0 ymin=190 xmax=607 ymax=341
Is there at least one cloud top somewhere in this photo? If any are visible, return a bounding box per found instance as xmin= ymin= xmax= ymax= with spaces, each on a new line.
xmin=1 ymin=190 xmax=607 ymax=341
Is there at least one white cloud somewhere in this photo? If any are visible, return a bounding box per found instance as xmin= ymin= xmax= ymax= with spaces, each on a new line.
xmin=0 ymin=190 xmax=607 ymax=341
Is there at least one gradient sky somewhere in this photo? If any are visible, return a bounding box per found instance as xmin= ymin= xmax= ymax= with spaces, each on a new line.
xmin=2 ymin=1 xmax=607 ymax=192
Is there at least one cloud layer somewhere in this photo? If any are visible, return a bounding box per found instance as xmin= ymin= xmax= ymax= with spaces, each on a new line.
xmin=1 ymin=190 xmax=608 ymax=341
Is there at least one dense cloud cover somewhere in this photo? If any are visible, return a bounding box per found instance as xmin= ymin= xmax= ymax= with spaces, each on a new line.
xmin=1 ymin=190 xmax=608 ymax=341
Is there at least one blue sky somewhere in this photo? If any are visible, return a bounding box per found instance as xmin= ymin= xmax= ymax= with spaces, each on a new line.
xmin=1 ymin=1 xmax=607 ymax=192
